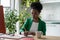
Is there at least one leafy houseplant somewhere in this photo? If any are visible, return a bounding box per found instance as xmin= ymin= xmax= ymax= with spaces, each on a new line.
xmin=19 ymin=8 xmax=31 ymax=28
xmin=4 ymin=9 xmax=18 ymax=34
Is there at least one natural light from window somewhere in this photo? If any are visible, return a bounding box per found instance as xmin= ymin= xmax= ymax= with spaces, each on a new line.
xmin=1 ymin=0 xmax=10 ymax=7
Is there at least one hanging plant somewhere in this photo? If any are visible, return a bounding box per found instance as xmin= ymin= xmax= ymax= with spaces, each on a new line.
xmin=21 ymin=0 xmax=39 ymax=7
xmin=19 ymin=8 xmax=31 ymax=28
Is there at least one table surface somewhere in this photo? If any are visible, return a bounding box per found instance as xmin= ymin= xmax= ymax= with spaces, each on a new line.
xmin=0 ymin=36 xmax=60 ymax=40
xmin=34 ymin=36 xmax=60 ymax=40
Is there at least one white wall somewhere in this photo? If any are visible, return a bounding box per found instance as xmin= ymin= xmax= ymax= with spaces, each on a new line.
xmin=40 ymin=0 xmax=60 ymax=3
xmin=41 ymin=2 xmax=60 ymax=36
xmin=11 ymin=0 xmax=15 ymax=10
xmin=41 ymin=2 xmax=60 ymax=21
xmin=15 ymin=0 xmax=20 ymax=15
xmin=46 ymin=24 xmax=60 ymax=36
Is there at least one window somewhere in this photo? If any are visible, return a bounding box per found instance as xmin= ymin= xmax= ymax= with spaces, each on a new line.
xmin=1 ymin=0 xmax=10 ymax=7
xmin=0 ymin=0 xmax=11 ymax=14
xmin=0 ymin=0 xmax=16 ymax=34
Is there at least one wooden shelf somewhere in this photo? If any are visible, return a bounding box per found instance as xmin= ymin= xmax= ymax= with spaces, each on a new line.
xmin=40 ymin=0 xmax=60 ymax=4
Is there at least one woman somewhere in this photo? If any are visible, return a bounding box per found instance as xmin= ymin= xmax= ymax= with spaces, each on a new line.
xmin=20 ymin=2 xmax=46 ymax=36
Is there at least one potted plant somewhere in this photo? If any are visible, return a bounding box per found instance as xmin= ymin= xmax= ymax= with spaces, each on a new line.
xmin=4 ymin=8 xmax=19 ymax=34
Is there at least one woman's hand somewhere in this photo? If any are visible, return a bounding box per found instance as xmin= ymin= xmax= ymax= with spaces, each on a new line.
xmin=24 ymin=31 xmax=28 ymax=36
xmin=24 ymin=31 xmax=35 ymax=36
xmin=28 ymin=32 xmax=35 ymax=36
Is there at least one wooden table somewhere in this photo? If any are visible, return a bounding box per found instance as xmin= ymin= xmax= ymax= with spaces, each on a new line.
xmin=0 ymin=36 xmax=60 ymax=40
xmin=34 ymin=36 xmax=60 ymax=40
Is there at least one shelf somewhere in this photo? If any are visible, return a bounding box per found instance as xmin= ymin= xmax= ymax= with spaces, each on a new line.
xmin=40 ymin=0 xmax=60 ymax=4
xmin=44 ymin=20 xmax=60 ymax=24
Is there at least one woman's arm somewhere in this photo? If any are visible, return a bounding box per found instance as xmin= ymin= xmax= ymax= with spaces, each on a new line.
xmin=42 ymin=22 xmax=46 ymax=35
xmin=20 ymin=19 xmax=29 ymax=33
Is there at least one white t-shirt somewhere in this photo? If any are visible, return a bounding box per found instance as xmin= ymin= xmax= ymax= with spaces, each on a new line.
xmin=30 ymin=22 xmax=38 ymax=32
